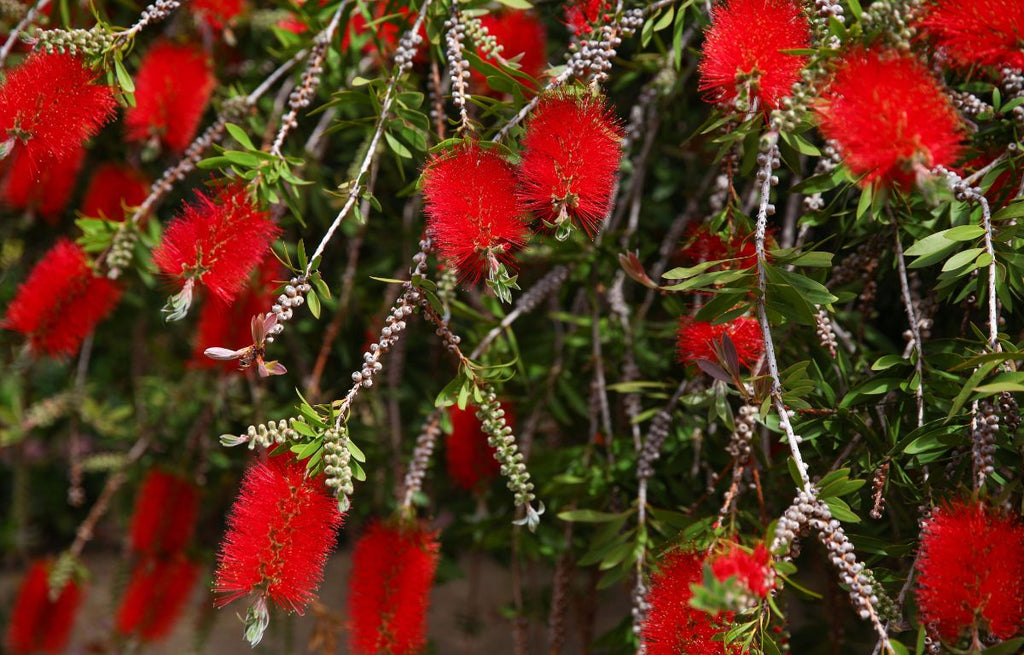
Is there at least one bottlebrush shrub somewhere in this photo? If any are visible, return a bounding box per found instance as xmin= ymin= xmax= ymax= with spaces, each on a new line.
xmin=128 ymin=469 xmax=199 ymax=556
xmin=915 ymin=499 xmax=1024 ymax=643
xmin=1 ymin=144 xmax=84 ymax=220
xmin=114 ymin=554 xmax=199 ymax=642
xmin=125 ymin=41 xmax=216 ymax=154
xmin=421 ymin=142 xmax=528 ymax=283
xmin=710 ymin=542 xmax=774 ymax=599
xmin=152 ymin=184 xmax=279 ymax=317
xmin=80 ymin=163 xmax=150 ymax=221
xmin=192 ymin=254 xmax=281 ymax=370
xmin=347 ymin=519 xmax=440 ymax=655
xmin=214 ymin=454 xmax=343 ymax=641
xmin=642 ymin=549 xmax=732 ymax=655
xmin=446 ymin=404 xmax=503 ymax=492
xmin=676 ymin=316 xmax=763 ymax=370
xmin=0 ymin=53 xmax=115 ymax=164
xmin=697 ymin=0 xmax=810 ymax=111
xmin=2 ymin=239 xmax=122 ymax=356
xmin=475 ymin=10 xmax=548 ymax=90
xmin=919 ymin=0 xmax=1024 ymax=71
xmin=517 ymin=92 xmax=624 ymax=239
xmin=5 ymin=559 xmax=83 ymax=655
xmin=815 ymin=47 xmax=963 ymax=188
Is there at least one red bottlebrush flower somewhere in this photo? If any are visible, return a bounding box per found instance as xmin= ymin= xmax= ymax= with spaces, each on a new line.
xmin=677 ymin=225 xmax=760 ymax=270
xmin=711 ymin=542 xmax=774 ymax=598
xmin=0 ymin=53 xmax=115 ymax=164
xmin=698 ymin=0 xmax=810 ymax=111
xmin=816 ymin=48 xmax=963 ymax=189
xmin=115 ymin=555 xmax=199 ymax=642
xmin=1 ymin=145 xmax=84 ymax=221
xmin=643 ymin=550 xmax=732 ymax=655
xmin=80 ymin=163 xmax=150 ymax=222
xmin=446 ymin=404 xmax=505 ymax=492
xmin=5 ymin=559 xmax=84 ymax=655
xmin=476 ymin=11 xmax=548 ymax=90
xmin=915 ymin=499 xmax=1024 ymax=642
xmin=677 ymin=316 xmax=763 ymax=369
xmin=3 ymin=239 xmax=122 ymax=356
xmin=347 ymin=520 xmax=440 ymax=655
xmin=191 ymin=0 xmax=244 ymax=29
xmin=422 ymin=143 xmax=529 ymax=282
xmin=129 ymin=469 xmax=200 ymax=556
xmin=214 ymin=454 xmax=344 ymax=613
xmin=565 ymin=0 xmax=611 ymax=35
xmin=517 ymin=93 xmax=624 ymax=238
xmin=193 ymin=255 xmax=281 ymax=371
xmin=153 ymin=185 xmax=279 ymax=304
xmin=920 ymin=0 xmax=1024 ymax=71
xmin=125 ymin=42 xmax=216 ymax=153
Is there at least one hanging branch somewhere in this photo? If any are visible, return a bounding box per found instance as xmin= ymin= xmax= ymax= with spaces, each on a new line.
xmin=893 ymin=228 xmax=926 ymax=427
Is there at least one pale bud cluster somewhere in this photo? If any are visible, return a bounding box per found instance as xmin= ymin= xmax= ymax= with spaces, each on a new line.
xmin=949 ymin=89 xmax=992 ymax=119
xmin=859 ymin=0 xmax=923 ymax=51
xmin=814 ymin=308 xmax=838 ymax=358
xmin=726 ymin=404 xmax=758 ymax=460
xmin=105 ymin=224 xmax=137 ymax=279
xmin=1001 ymin=69 xmax=1024 ymax=125
xmin=444 ymin=8 xmax=471 ymax=130
xmin=265 ymin=276 xmax=311 ymax=345
xmin=223 ymin=419 xmax=300 ymax=449
xmin=803 ymin=141 xmax=841 ymax=212
xmin=32 ymin=27 xmax=114 ymax=55
xmin=477 ymin=387 xmax=536 ymax=510
xmin=566 ymin=10 xmax=642 ymax=83
xmin=637 ymin=406 xmax=674 ymax=480
xmin=393 ymin=20 xmax=424 ymax=71
xmin=401 ymin=413 xmax=442 ymax=509
xmin=323 ymin=426 xmax=354 ymax=512
xmin=972 ymin=399 xmax=999 ymax=485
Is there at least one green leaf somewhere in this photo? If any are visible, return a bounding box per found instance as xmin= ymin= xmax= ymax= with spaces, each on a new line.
xmin=113 ymin=57 xmax=134 ymax=93
xmin=823 ymin=497 xmax=860 ymax=523
xmin=557 ymin=509 xmax=631 ymax=523
xmin=941 ymin=247 xmax=984 ymax=272
xmin=982 ymin=638 xmax=1024 ymax=655
xmin=346 ymin=438 xmax=366 ymax=463
xmin=225 ymin=123 xmax=256 ymax=151
xmin=495 ymin=0 xmax=532 ymax=8
xmin=307 ymin=289 xmax=321 ymax=318
xmin=384 ymin=130 xmax=412 ymax=159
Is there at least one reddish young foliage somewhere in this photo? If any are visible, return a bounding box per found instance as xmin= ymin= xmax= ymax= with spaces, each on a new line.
xmin=3 ymin=239 xmax=122 ymax=356
xmin=446 ymin=404 xmax=503 ymax=492
xmin=711 ymin=542 xmax=773 ymax=598
xmin=698 ymin=0 xmax=810 ymax=111
xmin=115 ymin=554 xmax=199 ymax=642
xmin=128 ymin=469 xmax=200 ymax=557
xmin=347 ymin=520 xmax=440 ymax=655
xmin=214 ymin=454 xmax=344 ymax=613
xmin=192 ymin=255 xmax=281 ymax=371
xmin=80 ymin=163 xmax=150 ymax=221
xmin=517 ymin=93 xmax=624 ymax=236
xmin=153 ymin=185 xmax=280 ymax=303
xmin=643 ymin=550 xmax=732 ymax=655
xmin=564 ymin=0 xmax=611 ymax=35
xmin=475 ymin=10 xmax=548 ymax=91
xmin=191 ymin=0 xmax=245 ymax=29
xmin=5 ymin=559 xmax=83 ymax=655
xmin=125 ymin=41 xmax=216 ymax=153
xmin=1 ymin=144 xmax=84 ymax=221
xmin=915 ymin=499 xmax=1024 ymax=641
xmin=677 ymin=316 xmax=763 ymax=369
xmin=816 ymin=48 xmax=963 ymax=188
xmin=0 ymin=53 xmax=115 ymax=164
xmin=422 ymin=143 xmax=529 ymax=281
xmin=919 ymin=0 xmax=1024 ymax=71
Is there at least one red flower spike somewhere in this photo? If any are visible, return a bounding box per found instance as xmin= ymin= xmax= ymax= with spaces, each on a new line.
xmin=1 ymin=145 xmax=84 ymax=221
xmin=711 ymin=542 xmax=774 ymax=598
xmin=129 ymin=469 xmax=199 ymax=556
xmin=678 ymin=225 xmax=760 ymax=270
xmin=214 ymin=454 xmax=344 ymax=614
xmin=5 ymin=559 xmax=84 ymax=655
xmin=915 ymin=499 xmax=1024 ymax=642
xmin=564 ymin=0 xmax=611 ymax=35
xmin=643 ymin=550 xmax=733 ymax=655
xmin=475 ymin=11 xmax=548 ymax=92
xmin=191 ymin=0 xmax=245 ymax=29
xmin=153 ymin=184 xmax=279 ymax=309
xmin=422 ymin=143 xmax=529 ymax=282
xmin=347 ymin=520 xmax=440 ymax=655
xmin=698 ymin=0 xmax=810 ymax=111
xmin=80 ymin=163 xmax=150 ymax=222
xmin=126 ymin=42 xmax=216 ymax=153
xmin=920 ymin=0 xmax=1024 ymax=71
xmin=3 ymin=239 xmax=123 ymax=357
xmin=115 ymin=555 xmax=199 ymax=642
xmin=193 ymin=255 xmax=281 ymax=371
xmin=517 ymin=93 xmax=624 ymax=239
xmin=0 ymin=53 xmax=115 ymax=165
xmin=446 ymin=404 xmax=505 ymax=492
xmin=677 ymin=316 xmax=763 ymax=370
xmin=815 ymin=48 xmax=963 ymax=189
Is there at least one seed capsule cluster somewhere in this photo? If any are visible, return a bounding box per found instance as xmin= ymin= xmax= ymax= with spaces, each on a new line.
xmin=33 ymin=27 xmax=114 ymax=55
xmin=265 ymin=276 xmax=312 ymax=345
xmin=477 ymin=386 xmax=535 ymax=510
xmin=323 ymin=426 xmax=354 ymax=512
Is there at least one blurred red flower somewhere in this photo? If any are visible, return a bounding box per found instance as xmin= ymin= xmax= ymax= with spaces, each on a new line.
xmin=115 ymin=554 xmax=199 ymax=642
xmin=677 ymin=316 xmax=763 ymax=370
xmin=1 ymin=145 xmax=83 ymax=221
xmin=80 ymin=163 xmax=150 ymax=222
xmin=643 ymin=549 xmax=733 ymax=655
xmin=920 ymin=0 xmax=1024 ymax=71
xmin=711 ymin=542 xmax=773 ymax=598
xmin=129 ymin=469 xmax=200 ymax=557
xmin=5 ymin=559 xmax=83 ymax=655
xmin=446 ymin=404 xmax=503 ymax=492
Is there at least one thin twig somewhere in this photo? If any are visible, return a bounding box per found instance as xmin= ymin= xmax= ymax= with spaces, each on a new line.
xmin=893 ymin=228 xmax=925 ymax=427
xmin=0 ymin=0 xmax=49 ymax=68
